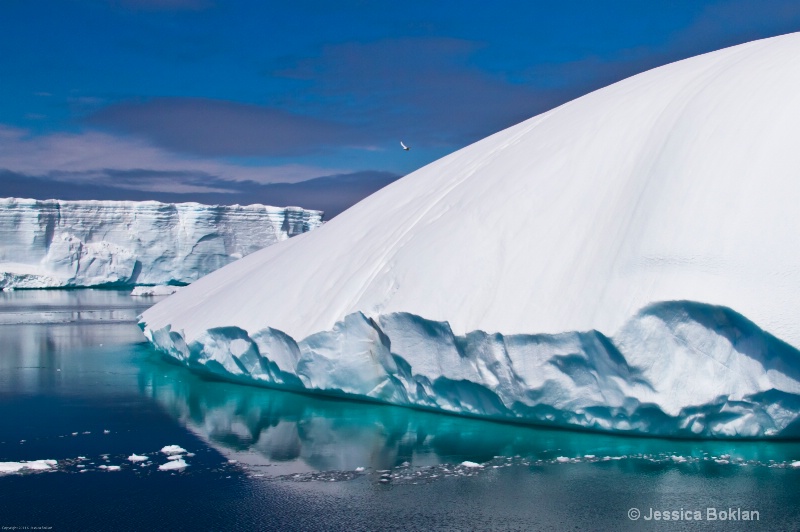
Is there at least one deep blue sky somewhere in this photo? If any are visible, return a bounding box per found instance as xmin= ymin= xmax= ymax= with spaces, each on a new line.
xmin=2 ymin=0 xmax=800 ymax=216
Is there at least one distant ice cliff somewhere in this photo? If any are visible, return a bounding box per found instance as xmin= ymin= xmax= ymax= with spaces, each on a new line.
xmin=0 ymin=198 xmax=322 ymax=289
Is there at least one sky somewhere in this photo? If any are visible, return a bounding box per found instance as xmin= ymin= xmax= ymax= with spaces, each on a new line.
xmin=2 ymin=0 xmax=800 ymax=217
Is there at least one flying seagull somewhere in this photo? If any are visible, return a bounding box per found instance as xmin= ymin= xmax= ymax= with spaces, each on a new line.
xmin=400 ymin=141 xmax=410 ymax=151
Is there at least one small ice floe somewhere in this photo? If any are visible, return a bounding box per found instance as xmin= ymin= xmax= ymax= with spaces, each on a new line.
xmin=670 ymin=455 xmax=688 ymax=463
xmin=355 ymin=467 xmax=365 ymax=472
xmin=106 ymin=465 xmax=121 ymax=471
xmin=82 ymin=431 xmax=91 ymax=435
xmin=555 ymin=456 xmax=570 ymax=463
xmin=460 ymin=461 xmax=483 ymax=468
xmin=128 ymin=454 xmax=148 ymax=462
xmin=167 ymin=455 xmax=184 ymax=461
xmin=584 ymin=455 xmax=596 ymax=459
xmin=227 ymin=459 xmax=238 ymax=464
xmin=130 ymin=286 xmax=180 ymax=297
xmin=158 ymin=459 xmax=188 ymax=471
xmin=790 ymin=461 xmax=800 ymax=468
xmin=160 ymin=445 xmax=187 ymax=455
xmin=103 ymin=430 xmax=110 ymax=434
xmin=0 ymin=459 xmax=57 ymax=474
xmin=71 ymin=432 xmax=78 ymax=436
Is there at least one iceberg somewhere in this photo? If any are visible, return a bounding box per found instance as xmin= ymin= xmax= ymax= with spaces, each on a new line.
xmin=141 ymin=33 xmax=800 ymax=437
xmin=0 ymin=198 xmax=322 ymax=289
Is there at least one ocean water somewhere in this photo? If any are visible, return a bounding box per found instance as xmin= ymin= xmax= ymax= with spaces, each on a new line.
xmin=1 ymin=290 xmax=799 ymax=531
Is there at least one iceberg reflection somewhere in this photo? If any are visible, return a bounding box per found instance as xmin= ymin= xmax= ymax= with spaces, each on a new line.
xmin=137 ymin=354 xmax=800 ymax=476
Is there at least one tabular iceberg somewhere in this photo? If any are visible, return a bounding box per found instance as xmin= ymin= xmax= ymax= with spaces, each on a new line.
xmin=0 ymin=198 xmax=323 ymax=289
xmin=141 ymin=33 xmax=800 ymax=438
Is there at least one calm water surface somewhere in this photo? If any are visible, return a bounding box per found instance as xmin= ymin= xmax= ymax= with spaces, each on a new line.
xmin=1 ymin=290 xmax=799 ymax=531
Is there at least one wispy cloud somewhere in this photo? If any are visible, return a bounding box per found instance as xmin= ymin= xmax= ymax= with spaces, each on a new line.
xmin=0 ymin=168 xmax=398 ymax=218
xmin=0 ymin=125 xmax=344 ymax=190
xmin=87 ymin=98 xmax=374 ymax=158
xmin=0 ymin=124 xmax=400 ymax=216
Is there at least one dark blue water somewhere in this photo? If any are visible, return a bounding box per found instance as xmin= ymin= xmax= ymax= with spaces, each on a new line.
xmin=1 ymin=290 xmax=799 ymax=530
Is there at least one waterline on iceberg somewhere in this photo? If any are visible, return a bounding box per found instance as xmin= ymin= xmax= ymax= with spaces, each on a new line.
xmin=140 ymin=300 xmax=800 ymax=439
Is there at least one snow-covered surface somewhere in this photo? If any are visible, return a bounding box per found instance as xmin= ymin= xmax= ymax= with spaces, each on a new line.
xmin=141 ymin=33 xmax=800 ymax=438
xmin=130 ymin=285 xmax=180 ymax=297
xmin=0 ymin=198 xmax=322 ymax=290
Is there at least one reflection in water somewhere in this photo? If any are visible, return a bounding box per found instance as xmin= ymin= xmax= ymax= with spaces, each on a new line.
xmin=137 ymin=355 xmax=800 ymax=476
xmin=4 ymin=289 xmax=800 ymax=530
xmin=0 ymin=289 xmax=156 ymax=395
xmin=4 ymin=289 xmax=800 ymax=481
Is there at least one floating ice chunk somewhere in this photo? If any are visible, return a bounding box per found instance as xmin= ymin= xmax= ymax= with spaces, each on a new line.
xmin=460 ymin=461 xmax=483 ymax=468
xmin=0 ymin=459 xmax=58 ymax=474
xmin=128 ymin=454 xmax=148 ymax=462
xmin=106 ymin=465 xmax=121 ymax=471
xmin=355 ymin=467 xmax=365 ymax=472
xmin=160 ymin=445 xmax=187 ymax=455
xmin=167 ymin=455 xmax=183 ymax=461
xmin=555 ymin=457 xmax=570 ymax=463
xmin=130 ymin=286 xmax=181 ymax=297
xmin=791 ymin=461 xmax=800 ymax=468
xmin=158 ymin=459 xmax=188 ymax=471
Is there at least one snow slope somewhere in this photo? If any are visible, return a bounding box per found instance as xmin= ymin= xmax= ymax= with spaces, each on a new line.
xmin=0 ymin=198 xmax=322 ymax=289
xmin=141 ymin=33 xmax=800 ymax=437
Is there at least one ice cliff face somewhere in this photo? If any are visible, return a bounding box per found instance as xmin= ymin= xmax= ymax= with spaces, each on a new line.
xmin=0 ymin=198 xmax=322 ymax=289
xmin=141 ymin=33 xmax=800 ymax=437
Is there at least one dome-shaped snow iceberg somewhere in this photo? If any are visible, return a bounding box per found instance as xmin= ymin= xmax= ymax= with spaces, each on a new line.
xmin=141 ymin=33 xmax=800 ymax=438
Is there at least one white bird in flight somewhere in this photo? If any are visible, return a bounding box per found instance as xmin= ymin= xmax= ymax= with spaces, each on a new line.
xmin=400 ymin=141 xmax=410 ymax=151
